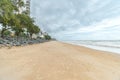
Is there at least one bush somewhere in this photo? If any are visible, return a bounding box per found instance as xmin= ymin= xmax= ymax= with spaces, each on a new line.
xmin=44 ymin=35 xmax=51 ymax=40
xmin=3 ymin=30 xmax=11 ymax=37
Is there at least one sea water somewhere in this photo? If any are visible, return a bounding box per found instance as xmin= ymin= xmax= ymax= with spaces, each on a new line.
xmin=64 ymin=40 xmax=120 ymax=54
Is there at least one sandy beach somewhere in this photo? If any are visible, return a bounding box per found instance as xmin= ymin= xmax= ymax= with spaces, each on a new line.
xmin=0 ymin=41 xmax=120 ymax=80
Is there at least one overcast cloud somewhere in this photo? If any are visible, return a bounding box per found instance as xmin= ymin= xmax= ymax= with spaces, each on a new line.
xmin=31 ymin=0 xmax=120 ymax=40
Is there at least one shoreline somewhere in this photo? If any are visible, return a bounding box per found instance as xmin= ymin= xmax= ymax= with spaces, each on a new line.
xmin=60 ymin=41 xmax=120 ymax=56
xmin=0 ymin=41 xmax=120 ymax=80
xmin=63 ymin=41 xmax=120 ymax=54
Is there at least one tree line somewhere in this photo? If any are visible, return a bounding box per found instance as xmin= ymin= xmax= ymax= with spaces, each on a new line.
xmin=0 ymin=0 xmax=40 ymax=39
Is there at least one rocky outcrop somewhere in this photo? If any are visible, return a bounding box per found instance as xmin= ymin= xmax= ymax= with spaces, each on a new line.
xmin=0 ymin=37 xmax=48 ymax=47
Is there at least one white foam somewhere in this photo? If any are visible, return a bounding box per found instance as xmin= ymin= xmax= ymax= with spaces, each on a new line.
xmin=79 ymin=44 xmax=120 ymax=54
xmin=64 ymin=40 xmax=120 ymax=54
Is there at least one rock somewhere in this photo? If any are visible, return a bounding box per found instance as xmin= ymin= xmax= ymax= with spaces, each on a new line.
xmin=0 ymin=37 xmax=49 ymax=47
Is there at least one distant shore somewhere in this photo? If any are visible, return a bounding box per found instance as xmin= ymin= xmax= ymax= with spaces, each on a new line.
xmin=0 ymin=41 xmax=120 ymax=80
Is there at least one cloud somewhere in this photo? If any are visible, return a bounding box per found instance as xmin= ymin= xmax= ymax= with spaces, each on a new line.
xmin=78 ymin=16 xmax=120 ymax=33
xmin=31 ymin=0 xmax=120 ymax=40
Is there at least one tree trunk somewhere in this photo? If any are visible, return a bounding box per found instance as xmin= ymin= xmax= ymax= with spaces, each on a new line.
xmin=16 ymin=32 xmax=20 ymax=41
xmin=30 ymin=33 xmax=32 ymax=40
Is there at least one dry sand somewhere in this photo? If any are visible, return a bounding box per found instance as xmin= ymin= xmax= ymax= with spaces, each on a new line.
xmin=0 ymin=41 xmax=120 ymax=80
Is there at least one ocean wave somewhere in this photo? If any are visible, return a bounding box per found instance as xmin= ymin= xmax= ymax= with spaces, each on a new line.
xmin=64 ymin=40 xmax=120 ymax=54
xmin=69 ymin=40 xmax=120 ymax=48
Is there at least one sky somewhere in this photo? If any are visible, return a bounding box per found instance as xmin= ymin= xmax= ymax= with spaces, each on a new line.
xmin=31 ymin=0 xmax=120 ymax=40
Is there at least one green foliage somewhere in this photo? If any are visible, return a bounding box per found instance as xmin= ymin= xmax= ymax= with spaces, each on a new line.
xmin=0 ymin=0 xmax=42 ymax=39
xmin=44 ymin=35 xmax=51 ymax=40
xmin=0 ymin=0 xmax=17 ymax=37
xmin=3 ymin=30 xmax=11 ymax=36
xmin=27 ymin=24 xmax=40 ymax=37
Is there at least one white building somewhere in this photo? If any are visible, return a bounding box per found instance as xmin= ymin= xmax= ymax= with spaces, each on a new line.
xmin=24 ymin=0 xmax=31 ymax=15
xmin=31 ymin=32 xmax=49 ymax=39
xmin=18 ymin=0 xmax=31 ymax=15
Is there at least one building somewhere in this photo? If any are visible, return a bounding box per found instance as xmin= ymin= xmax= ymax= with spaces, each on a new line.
xmin=18 ymin=0 xmax=31 ymax=15
xmin=24 ymin=0 xmax=31 ymax=15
